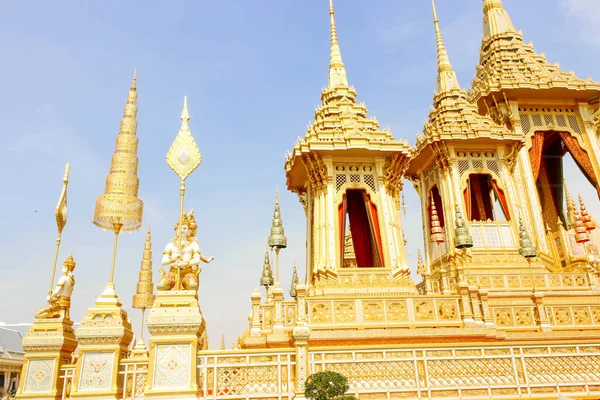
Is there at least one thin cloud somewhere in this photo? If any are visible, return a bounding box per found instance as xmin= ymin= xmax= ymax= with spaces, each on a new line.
xmin=561 ymin=0 xmax=600 ymax=45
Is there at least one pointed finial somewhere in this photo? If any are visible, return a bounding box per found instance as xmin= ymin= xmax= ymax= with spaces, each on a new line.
xmin=275 ymin=186 xmax=279 ymax=204
xmin=131 ymin=69 xmax=137 ymax=91
xmin=133 ymin=225 xmax=155 ymax=309
xmin=482 ymin=0 xmax=516 ymax=39
xmin=220 ymin=334 xmax=225 ymax=350
xmin=268 ymin=188 xmax=287 ymax=249
xmin=327 ymin=0 xmax=348 ymax=88
xmin=454 ymin=202 xmax=473 ymax=249
xmin=416 ymin=249 xmax=426 ymax=275
xmin=564 ymin=181 xmax=576 ymax=229
xmin=430 ymin=192 xmax=445 ymax=243
xmin=290 ymin=259 xmax=299 ymax=298
xmin=260 ymin=245 xmax=274 ymax=287
xmin=166 ymin=96 xmax=202 ymax=181
xmin=430 ymin=0 xmax=460 ymax=93
xmin=518 ymin=217 xmax=537 ymax=259
xmin=181 ymin=95 xmax=190 ymax=121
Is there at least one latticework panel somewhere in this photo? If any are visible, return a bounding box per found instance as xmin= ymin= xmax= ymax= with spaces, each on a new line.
xmin=525 ymin=355 xmax=600 ymax=384
xmin=325 ymin=361 xmax=417 ymax=390
xmin=427 ymin=358 xmax=516 ymax=387
xmin=216 ymin=365 xmax=278 ymax=396
xmin=519 ymin=107 xmax=585 ymax=144
xmin=334 ymin=164 xmax=378 ymax=194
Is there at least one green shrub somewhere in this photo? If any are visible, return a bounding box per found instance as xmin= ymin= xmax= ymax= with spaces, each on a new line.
xmin=304 ymin=371 xmax=351 ymax=400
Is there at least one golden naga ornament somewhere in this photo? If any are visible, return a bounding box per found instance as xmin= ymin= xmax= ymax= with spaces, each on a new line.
xmin=166 ymin=96 xmax=202 ymax=181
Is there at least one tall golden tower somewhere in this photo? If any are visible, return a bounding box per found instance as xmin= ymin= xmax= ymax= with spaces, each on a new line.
xmin=408 ymin=0 xmax=528 ymax=292
xmin=285 ymin=0 xmax=414 ymax=293
xmin=468 ymin=0 xmax=600 ymax=272
xmin=71 ymin=73 xmax=141 ymax=400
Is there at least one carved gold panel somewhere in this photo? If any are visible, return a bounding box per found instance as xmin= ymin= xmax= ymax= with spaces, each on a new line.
xmin=494 ymin=308 xmax=514 ymax=327
xmin=573 ymin=307 xmax=592 ymax=325
xmin=437 ymin=301 xmax=459 ymax=321
xmin=310 ymin=302 xmax=333 ymax=324
xmin=334 ymin=302 xmax=356 ymax=323
xmin=386 ymin=301 xmax=409 ymax=322
xmin=553 ymin=307 xmax=573 ymax=325
xmin=414 ymin=300 xmax=435 ymax=321
xmin=362 ymin=301 xmax=384 ymax=323
xmin=514 ymin=308 xmax=534 ymax=326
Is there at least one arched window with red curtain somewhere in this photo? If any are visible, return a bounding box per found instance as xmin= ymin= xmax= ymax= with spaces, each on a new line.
xmin=337 ymin=189 xmax=384 ymax=268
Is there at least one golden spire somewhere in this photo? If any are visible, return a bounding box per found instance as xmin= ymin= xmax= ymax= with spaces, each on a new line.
xmin=429 ymin=194 xmax=445 ymax=244
xmin=94 ymin=71 xmax=144 ymax=284
xmin=416 ymin=249 xmax=426 ymax=275
xmin=133 ymin=226 xmax=155 ymax=310
xmin=431 ymin=0 xmax=459 ymax=93
xmin=564 ymin=182 xmax=577 ymax=229
xmin=327 ymin=0 xmax=348 ymax=89
xmin=579 ymin=194 xmax=596 ymax=232
xmin=482 ymin=0 xmax=516 ymax=40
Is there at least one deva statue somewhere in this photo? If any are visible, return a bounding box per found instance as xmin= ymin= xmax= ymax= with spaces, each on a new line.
xmin=158 ymin=210 xmax=214 ymax=291
xmin=35 ymin=255 xmax=76 ymax=319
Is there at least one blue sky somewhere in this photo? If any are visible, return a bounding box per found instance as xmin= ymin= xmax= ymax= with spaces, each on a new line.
xmin=1 ymin=0 xmax=599 ymax=349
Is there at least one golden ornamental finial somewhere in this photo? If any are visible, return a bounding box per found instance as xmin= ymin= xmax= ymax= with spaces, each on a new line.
xmin=482 ymin=0 xmax=516 ymax=39
xmin=166 ymin=96 xmax=202 ymax=181
xmin=131 ymin=69 xmax=137 ymax=91
xmin=56 ymin=163 xmax=70 ymax=236
xmin=327 ymin=0 xmax=348 ymax=89
xmin=430 ymin=0 xmax=460 ymax=93
xmin=48 ymin=163 xmax=70 ymax=296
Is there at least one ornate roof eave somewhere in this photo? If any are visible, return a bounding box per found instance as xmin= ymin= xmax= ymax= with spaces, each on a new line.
xmin=469 ymin=27 xmax=600 ymax=105
xmin=408 ymin=133 xmax=524 ymax=176
xmin=285 ymin=139 xmax=413 ymax=191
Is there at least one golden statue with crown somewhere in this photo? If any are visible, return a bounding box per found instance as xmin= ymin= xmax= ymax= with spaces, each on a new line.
xmin=35 ymin=255 xmax=76 ymax=319
xmin=158 ymin=209 xmax=214 ymax=291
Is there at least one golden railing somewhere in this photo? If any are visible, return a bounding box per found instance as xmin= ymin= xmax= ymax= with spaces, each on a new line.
xmin=197 ymin=349 xmax=295 ymax=399
xmin=309 ymin=344 xmax=600 ymax=399
xmin=467 ymin=272 xmax=590 ymax=291
xmin=120 ymin=358 xmax=148 ymax=400
xmin=59 ymin=364 xmax=76 ymax=400
xmin=306 ymin=297 xmax=462 ymax=327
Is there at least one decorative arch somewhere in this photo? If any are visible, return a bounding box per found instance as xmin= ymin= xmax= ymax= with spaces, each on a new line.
xmin=463 ymin=173 xmax=510 ymax=222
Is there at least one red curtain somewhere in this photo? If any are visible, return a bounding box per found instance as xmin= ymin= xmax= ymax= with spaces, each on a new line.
xmin=338 ymin=195 xmax=347 ymax=268
xmin=347 ymin=190 xmax=373 ymax=268
xmin=491 ymin=180 xmax=511 ymax=221
xmin=558 ymin=132 xmax=600 ymax=194
xmin=464 ymin=184 xmax=471 ymax=220
xmin=529 ymin=131 xmax=545 ymax=181
xmin=469 ymin=175 xmax=493 ymax=221
xmin=364 ymin=192 xmax=384 ymax=267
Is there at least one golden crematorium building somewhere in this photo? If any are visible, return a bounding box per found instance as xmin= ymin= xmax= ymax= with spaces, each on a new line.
xmin=15 ymin=1 xmax=600 ymax=399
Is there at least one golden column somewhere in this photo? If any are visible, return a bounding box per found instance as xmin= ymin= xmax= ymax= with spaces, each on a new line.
xmin=72 ymin=72 xmax=142 ymax=400
xmin=17 ymin=164 xmax=78 ymax=400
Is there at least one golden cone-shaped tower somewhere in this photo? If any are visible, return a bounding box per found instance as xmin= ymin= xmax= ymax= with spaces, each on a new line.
xmin=133 ymin=226 xmax=155 ymax=309
xmin=565 ymin=182 xmax=577 ymax=229
xmin=416 ymin=249 xmax=426 ymax=276
xmin=93 ymin=71 xmax=143 ymax=231
xmin=579 ymin=194 xmax=596 ymax=232
xmin=429 ymin=194 xmax=445 ymax=244
xmin=431 ymin=0 xmax=459 ymax=93
xmin=574 ymin=205 xmax=591 ymax=244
